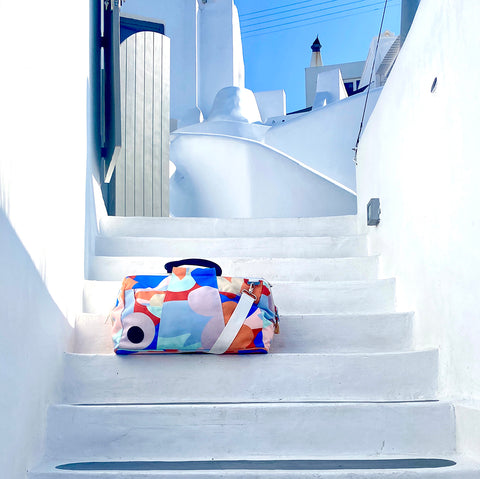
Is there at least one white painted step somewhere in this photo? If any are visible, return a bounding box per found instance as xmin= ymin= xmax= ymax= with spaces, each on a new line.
xmin=62 ymin=349 xmax=438 ymax=404
xmin=89 ymin=256 xmax=379 ymax=282
xmin=43 ymin=402 xmax=455 ymax=464
xmin=99 ymin=215 xmax=359 ymax=238
xmin=95 ymin=235 xmax=368 ymax=258
xmin=28 ymin=456 xmax=480 ymax=479
xmin=83 ymin=279 xmax=396 ymax=315
xmin=275 ymin=312 xmax=413 ymax=353
xmin=73 ymin=312 xmax=414 ymax=355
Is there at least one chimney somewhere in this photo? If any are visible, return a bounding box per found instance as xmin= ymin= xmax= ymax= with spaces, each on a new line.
xmin=310 ymin=36 xmax=323 ymax=67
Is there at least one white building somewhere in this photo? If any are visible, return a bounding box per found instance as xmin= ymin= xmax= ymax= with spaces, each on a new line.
xmin=306 ymin=59 xmax=366 ymax=106
xmin=120 ymin=0 xmax=245 ymax=128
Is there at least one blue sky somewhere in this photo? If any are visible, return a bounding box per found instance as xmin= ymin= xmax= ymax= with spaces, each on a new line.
xmin=236 ymin=0 xmax=402 ymax=112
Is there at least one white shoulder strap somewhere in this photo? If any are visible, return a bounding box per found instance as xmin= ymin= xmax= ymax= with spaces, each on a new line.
xmin=208 ymin=292 xmax=255 ymax=355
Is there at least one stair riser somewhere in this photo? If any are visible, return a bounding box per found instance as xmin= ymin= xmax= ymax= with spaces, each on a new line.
xmin=83 ymin=279 xmax=396 ymax=316
xmin=28 ymin=465 xmax=480 ymax=479
xmin=274 ymin=313 xmax=413 ymax=353
xmin=73 ymin=313 xmax=414 ymax=355
xmin=90 ymin=256 xmax=378 ymax=281
xmin=273 ymin=280 xmax=396 ymax=315
xmin=89 ymin=256 xmax=378 ymax=282
xmin=95 ymin=236 xmax=368 ymax=259
xmin=99 ymin=216 xmax=359 ymax=238
xmin=62 ymin=350 xmax=437 ymax=404
xmin=45 ymin=403 xmax=455 ymax=463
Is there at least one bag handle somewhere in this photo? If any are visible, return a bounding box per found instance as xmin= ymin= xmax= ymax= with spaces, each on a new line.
xmin=164 ymin=258 xmax=222 ymax=276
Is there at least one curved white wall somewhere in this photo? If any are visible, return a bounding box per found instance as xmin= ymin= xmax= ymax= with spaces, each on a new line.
xmin=0 ymin=0 xmax=97 ymax=476
xmin=170 ymin=133 xmax=356 ymax=218
xmin=356 ymin=0 xmax=480 ymax=406
xmin=265 ymin=88 xmax=382 ymax=192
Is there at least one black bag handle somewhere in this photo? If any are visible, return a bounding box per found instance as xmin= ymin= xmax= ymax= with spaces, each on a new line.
xmin=164 ymin=258 xmax=222 ymax=276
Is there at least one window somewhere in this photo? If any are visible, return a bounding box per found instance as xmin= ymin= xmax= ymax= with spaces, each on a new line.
xmin=344 ymin=81 xmax=354 ymax=96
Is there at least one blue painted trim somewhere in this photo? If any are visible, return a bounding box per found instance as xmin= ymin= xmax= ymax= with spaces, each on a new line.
xmin=120 ymin=16 xmax=165 ymax=43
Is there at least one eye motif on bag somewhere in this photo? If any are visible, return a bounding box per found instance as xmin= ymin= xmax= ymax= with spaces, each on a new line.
xmin=118 ymin=312 xmax=156 ymax=350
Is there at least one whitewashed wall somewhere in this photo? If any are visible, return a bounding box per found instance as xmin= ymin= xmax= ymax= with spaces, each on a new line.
xmin=170 ymin=133 xmax=356 ymax=217
xmin=254 ymin=90 xmax=286 ymax=122
xmin=121 ymin=0 xmax=244 ymax=125
xmin=265 ymin=88 xmax=382 ymax=192
xmin=355 ymin=0 xmax=480 ymax=449
xmin=121 ymin=0 xmax=198 ymax=126
xmin=0 ymin=0 xmax=98 ymax=476
xmin=198 ymin=0 xmax=245 ymax=117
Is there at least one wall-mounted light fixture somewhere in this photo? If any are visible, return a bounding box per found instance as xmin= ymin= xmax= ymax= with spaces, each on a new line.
xmin=367 ymin=198 xmax=381 ymax=226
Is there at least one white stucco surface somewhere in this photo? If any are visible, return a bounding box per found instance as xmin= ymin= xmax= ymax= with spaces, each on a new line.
xmin=359 ymin=31 xmax=397 ymax=88
xmin=356 ymin=0 xmax=480 ymax=409
xmin=0 ymin=0 xmax=99 ymax=476
xmin=121 ymin=0 xmax=198 ymax=123
xmin=265 ymin=88 xmax=382 ymax=192
xmin=207 ymin=86 xmax=261 ymax=123
xmin=174 ymin=121 xmax=270 ymax=141
xmin=0 ymin=212 xmax=71 ymax=479
xmin=312 ymin=68 xmax=348 ymax=109
xmin=254 ymin=90 xmax=286 ymax=122
xmin=44 ymin=402 xmax=456 ymax=462
xmin=174 ymin=86 xmax=269 ymax=140
xmin=121 ymin=0 xmax=244 ymax=124
xmin=169 ymin=133 xmax=356 ymax=218
xmin=198 ymin=0 xmax=245 ymax=117
xmin=305 ymin=61 xmax=364 ymax=108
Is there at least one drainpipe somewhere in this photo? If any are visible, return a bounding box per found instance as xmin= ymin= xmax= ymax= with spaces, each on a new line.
xmin=400 ymin=0 xmax=421 ymax=45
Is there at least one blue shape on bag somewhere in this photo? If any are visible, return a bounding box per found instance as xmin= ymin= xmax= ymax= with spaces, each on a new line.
xmin=253 ymin=330 xmax=264 ymax=348
xmin=133 ymin=275 xmax=169 ymax=289
xmin=158 ymin=300 xmax=211 ymax=347
xmin=247 ymin=303 xmax=257 ymax=318
xmin=191 ymin=267 xmax=218 ymax=288
xmin=115 ymin=349 xmax=137 ymax=355
xmin=121 ymin=290 xmax=135 ymax=319
xmin=219 ymin=294 xmax=240 ymax=304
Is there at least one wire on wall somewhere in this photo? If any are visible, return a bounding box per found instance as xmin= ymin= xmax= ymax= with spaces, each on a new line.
xmin=353 ymin=0 xmax=389 ymax=165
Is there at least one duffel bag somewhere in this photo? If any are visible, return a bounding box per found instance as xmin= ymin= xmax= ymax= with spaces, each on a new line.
xmin=110 ymin=259 xmax=279 ymax=355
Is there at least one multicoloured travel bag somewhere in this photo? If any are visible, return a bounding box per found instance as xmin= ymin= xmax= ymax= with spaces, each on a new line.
xmin=110 ymin=259 xmax=279 ymax=355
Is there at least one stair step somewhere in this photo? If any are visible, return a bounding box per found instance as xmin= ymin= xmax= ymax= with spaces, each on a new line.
xmin=43 ymin=402 xmax=455 ymax=463
xmin=62 ymin=349 xmax=437 ymax=404
xmin=89 ymin=256 xmax=379 ymax=281
xmin=29 ymin=456 xmax=480 ymax=478
xmin=99 ymin=215 xmax=359 ymax=238
xmin=83 ymin=279 xmax=396 ymax=315
xmin=73 ymin=312 xmax=414 ymax=355
xmin=95 ymin=235 xmax=368 ymax=258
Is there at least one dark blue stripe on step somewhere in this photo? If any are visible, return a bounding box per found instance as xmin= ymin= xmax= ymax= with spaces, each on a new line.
xmin=57 ymin=459 xmax=456 ymax=471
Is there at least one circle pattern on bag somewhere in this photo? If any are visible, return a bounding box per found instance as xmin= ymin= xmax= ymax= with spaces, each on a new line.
xmin=127 ymin=326 xmax=145 ymax=344
xmin=119 ymin=312 xmax=156 ymax=350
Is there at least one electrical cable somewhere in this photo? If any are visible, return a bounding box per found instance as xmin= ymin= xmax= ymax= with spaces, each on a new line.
xmin=353 ymin=0 xmax=389 ymax=165
xmin=242 ymin=0 xmax=393 ymax=35
xmin=239 ymin=0 xmax=318 ymax=18
xmin=241 ymin=0 xmax=373 ymax=29
xmin=242 ymin=2 xmax=399 ymax=39
xmin=242 ymin=2 xmax=398 ymax=39
xmin=241 ymin=0 xmax=349 ymax=23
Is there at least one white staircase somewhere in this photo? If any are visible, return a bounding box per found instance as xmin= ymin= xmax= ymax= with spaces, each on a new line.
xmin=30 ymin=215 xmax=480 ymax=477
